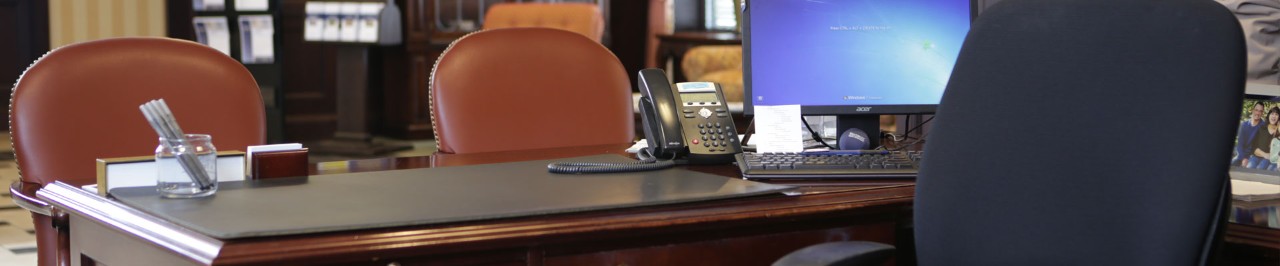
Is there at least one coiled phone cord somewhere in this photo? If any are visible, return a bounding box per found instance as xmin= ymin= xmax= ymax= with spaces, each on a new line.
xmin=547 ymin=148 xmax=677 ymax=174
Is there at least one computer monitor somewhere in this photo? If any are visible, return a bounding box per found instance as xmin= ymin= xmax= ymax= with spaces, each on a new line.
xmin=742 ymin=0 xmax=974 ymax=149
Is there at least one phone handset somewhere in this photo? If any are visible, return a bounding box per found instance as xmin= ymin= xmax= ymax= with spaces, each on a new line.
xmin=637 ymin=68 xmax=687 ymax=159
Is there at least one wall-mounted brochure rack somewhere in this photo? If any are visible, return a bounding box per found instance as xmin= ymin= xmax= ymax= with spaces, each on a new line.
xmin=182 ymin=0 xmax=286 ymax=143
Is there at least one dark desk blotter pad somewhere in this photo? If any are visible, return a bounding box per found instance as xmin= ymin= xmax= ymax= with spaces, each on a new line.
xmin=110 ymin=155 xmax=794 ymax=239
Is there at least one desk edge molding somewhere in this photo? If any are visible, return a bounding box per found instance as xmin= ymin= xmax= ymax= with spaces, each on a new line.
xmin=38 ymin=182 xmax=223 ymax=265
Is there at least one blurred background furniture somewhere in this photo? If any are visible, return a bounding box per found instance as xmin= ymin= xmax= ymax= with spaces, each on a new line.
xmin=655 ymin=31 xmax=740 ymax=83
xmin=429 ymin=27 xmax=633 ymax=154
xmin=482 ymin=2 xmax=605 ymax=43
xmin=8 ymin=37 xmax=267 ymax=266
xmin=775 ymin=0 xmax=1245 ymax=265
xmin=681 ymin=44 xmax=743 ymax=104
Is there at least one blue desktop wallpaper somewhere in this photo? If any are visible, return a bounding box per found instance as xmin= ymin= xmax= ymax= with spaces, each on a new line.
xmin=749 ymin=0 xmax=970 ymax=107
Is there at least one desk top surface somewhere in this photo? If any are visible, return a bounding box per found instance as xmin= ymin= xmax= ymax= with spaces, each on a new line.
xmin=109 ymin=154 xmax=793 ymax=239
xmin=306 ymin=145 xmax=1280 ymax=231
xmin=33 ymin=143 xmax=1279 ymax=264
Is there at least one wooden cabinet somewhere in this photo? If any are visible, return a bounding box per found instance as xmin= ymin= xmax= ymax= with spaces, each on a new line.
xmin=275 ymin=0 xmax=640 ymax=142
xmin=0 ymin=0 xmax=48 ymax=131
xmin=374 ymin=0 xmax=445 ymax=140
xmin=373 ymin=0 xmax=637 ymax=140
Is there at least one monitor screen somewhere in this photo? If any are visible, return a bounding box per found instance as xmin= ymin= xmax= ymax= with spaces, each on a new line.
xmin=743 ymin=0 xmax=972 ymax=115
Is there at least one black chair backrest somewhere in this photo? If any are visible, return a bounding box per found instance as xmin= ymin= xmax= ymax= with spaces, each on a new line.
xmin=915 ymin=0 xmax=1244 ymax=265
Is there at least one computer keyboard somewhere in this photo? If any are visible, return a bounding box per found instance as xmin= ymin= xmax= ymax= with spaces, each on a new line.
xmin=735 ymin=150 xmax=922 ymax=179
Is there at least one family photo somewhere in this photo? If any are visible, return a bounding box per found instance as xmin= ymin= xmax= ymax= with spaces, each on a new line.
xmin=1234 ymin=99 xmax=1280 ymax=170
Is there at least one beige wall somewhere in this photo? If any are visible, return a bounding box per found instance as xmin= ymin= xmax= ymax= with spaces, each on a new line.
xmin=49 ymin=0 xmax=167 ymax=48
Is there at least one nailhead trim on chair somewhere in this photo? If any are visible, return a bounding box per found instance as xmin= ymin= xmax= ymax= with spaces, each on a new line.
xmin=427 ymin=30 xmax=488 ymax=154
xmin=9 ymin=48 xmax=58 ymax=184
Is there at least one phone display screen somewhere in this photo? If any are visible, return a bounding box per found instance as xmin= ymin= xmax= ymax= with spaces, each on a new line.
xmin=680 ymin=93 xmax=721 ymax=104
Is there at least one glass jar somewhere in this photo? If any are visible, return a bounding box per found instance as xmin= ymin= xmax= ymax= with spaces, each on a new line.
xmin=155 ymin=134 xmax=217 ymax=198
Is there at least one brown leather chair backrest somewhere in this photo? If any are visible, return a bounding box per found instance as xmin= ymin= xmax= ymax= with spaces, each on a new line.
xmin=10 ymin=37 xmax=266 ymax=266
xmin=430 ymin=28 xmax=633 ymax=154
xmin=11 ymin=37 xmax=266 ymax=188
xmin=482 ymin=3 xmax=604 ymax=43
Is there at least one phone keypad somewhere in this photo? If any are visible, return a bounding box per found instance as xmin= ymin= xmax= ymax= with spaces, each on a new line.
xmin=672 ymin=83 xmax=739 ymax=163
xmin=692 ymin=122 xmax=736 ymax=151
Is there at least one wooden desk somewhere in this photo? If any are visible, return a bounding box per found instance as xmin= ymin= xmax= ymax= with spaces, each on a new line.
xmin=39 ymin=144 xmax=915 ymax=266
xmin=655 ymin=32 xmax=741 ymax=83
xmin=29 ymin=143 xmax=1280 ymax=265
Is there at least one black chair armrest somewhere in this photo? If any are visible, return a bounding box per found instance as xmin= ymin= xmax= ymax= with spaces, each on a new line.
xmin=11 ymin=181 xmax=52 ymax=216
xmin=773 ymin=241 xmax=895 ymax=266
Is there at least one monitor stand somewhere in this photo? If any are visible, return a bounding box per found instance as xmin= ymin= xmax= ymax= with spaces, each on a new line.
xmin=835 ymin=115 xmax=882 ymax=150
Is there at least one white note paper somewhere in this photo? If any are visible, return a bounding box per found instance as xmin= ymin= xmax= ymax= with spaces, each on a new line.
xmin=753 ymin=105 xmax=804 ymax=153
xmin=1231 ymin=179 xmax=1280 ymax=201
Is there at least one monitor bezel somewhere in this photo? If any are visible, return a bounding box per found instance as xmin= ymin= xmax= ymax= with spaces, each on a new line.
xmin=740 ymin=0 xmax=978 ymax=116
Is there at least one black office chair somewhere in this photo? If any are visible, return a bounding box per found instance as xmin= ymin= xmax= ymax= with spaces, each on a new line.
xmin=774 ymin=0 xmax=1245 ymax=265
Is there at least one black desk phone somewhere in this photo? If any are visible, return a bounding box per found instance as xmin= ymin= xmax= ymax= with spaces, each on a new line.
xmin=637 ymin=68 xmax=742 ymax=164
xmin=547 ymin=68 xmax=741 ymax=174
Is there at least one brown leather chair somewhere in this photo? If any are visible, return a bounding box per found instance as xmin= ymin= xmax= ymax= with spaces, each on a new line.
xmin=482 ymin=3 xmax=604 ymax=43
xmin=430 ymin=27 xmax=633 ymax=154
xmin=8 ymin=37 xmax=266 ymax=266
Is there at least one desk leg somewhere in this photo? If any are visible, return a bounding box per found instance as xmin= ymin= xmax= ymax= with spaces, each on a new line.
xmin=54 ymin=212 xmax=69 ymax=266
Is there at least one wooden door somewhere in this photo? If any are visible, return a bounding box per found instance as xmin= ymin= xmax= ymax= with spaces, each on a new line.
xmin=0 ymin=0 xmax=50 ymax=130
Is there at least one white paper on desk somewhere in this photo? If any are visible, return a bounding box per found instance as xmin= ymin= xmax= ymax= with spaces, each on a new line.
xmin=1231 ymin=179 xmax=1280 ymax=200
xmin=193 ymin=17 xmax=231 ymax=56
xmin=753 ymin=105 xmax=804 ymax=153
xmin=626 ymin=139 xmax=649 ymax=153
xmin=238 ymin=15 xmax=275 ymax=64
